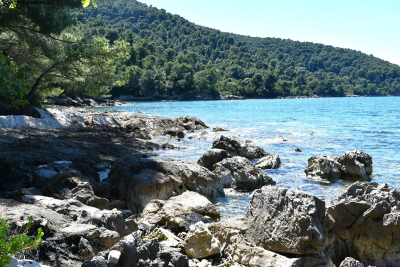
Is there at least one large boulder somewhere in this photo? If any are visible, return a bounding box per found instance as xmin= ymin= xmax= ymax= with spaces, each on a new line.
xmin=305 ymin=155 xmax=342 ymax=181
xmin=254 ymin=154 xmax=281 ymax=169
xmin=140 ymin=191 xmax=221 ymax=233
xmin=212 ymin=135 xmax=267 ymax=159
xmin=107 ymin=156 xmax=224 ymax=214
xmin=213 ymin=156 xmax=275 ymax=191
xmin=197 ymin=148 xmax=229 ymax=171
xmin=326 ymin=182 xmax=400 ymax=264
xmin=337 ymin=151 xmax=373 ymax=179
xmin=305 ymin=151 xmax=373 ymax=181
xmin=183 ymin=221 xmax=221 ymax=259
xmin=244 ymin=186 xmax=328 ymax=255
xmin=174 ymin=116 xmax=208 ymax=131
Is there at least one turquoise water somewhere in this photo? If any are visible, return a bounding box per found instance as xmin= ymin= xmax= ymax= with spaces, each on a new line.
xmin=100 ymin=97 xmax=400 ymax=217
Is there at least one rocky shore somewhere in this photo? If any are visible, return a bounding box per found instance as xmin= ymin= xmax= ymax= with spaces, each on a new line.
xmin=0 ymin=105 xmax=397 ymax=267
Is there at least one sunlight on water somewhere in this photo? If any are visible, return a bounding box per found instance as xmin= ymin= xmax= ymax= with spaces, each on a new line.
xmin=100 ymin=97 xmax=400 ymax=218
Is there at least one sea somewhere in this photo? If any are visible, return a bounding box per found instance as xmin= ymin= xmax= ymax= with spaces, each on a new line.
xmin=99 ymin=96 xmax=400 ymax=217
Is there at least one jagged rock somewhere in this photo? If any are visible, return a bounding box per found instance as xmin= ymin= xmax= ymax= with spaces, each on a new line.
xmin=143 ymin=228 xmax=183 ymax=247
xmin=326 ymin=182 xmax=400 ymax=264
xmin=244 ymin=186 xmax=328 ymax=255
xmin=305 ymin=155 xmax=342 ymax=180
xmin=212 ymin=127 xmax=228 ymax=132
xmin=339 ymin=257 xmax=362 ymax=267
xmin=225 ymin=235 xmax=302 ymax=267
xmin=183 ymin=222 xmax=221 ymax=259
xmin=197 ymin=148 xmax=229 ymax=171
xmin=212 ymin=135 xmax=267 ymax=159
xmin=125 ymin=124 xmax=153 ymax=140
xmin=188 ymin=131 xmax=209 ymax=141
xmin=81 ymin=256 xmax=108 ymax=267
xmin=213 ymin=156 xmax=275 ymax=191
xmin=337 ymin=151 xmax=373 ymax=179
xmin=175 ymin=116 xmax=208 ymax=131
xmin=254 ymin=154 xmax=281 ymax=169
xmin=107 ymin=156 xmax=224 ymax=214
xmin=34 ymin=161 xmax=73 ymax=188
xmin=140 ymin=191 xmax=221 ymax=233
xmin=295 ymin=148 xmax=302 ymax=153
xmin=305 ymin=151 xmax=373 ymax=181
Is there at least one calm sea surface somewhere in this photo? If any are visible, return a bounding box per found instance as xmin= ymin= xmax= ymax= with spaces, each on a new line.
xmin=100 ymin=97 xmax=400 ymax=217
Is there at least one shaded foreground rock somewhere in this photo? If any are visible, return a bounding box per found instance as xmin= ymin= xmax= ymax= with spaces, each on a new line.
xmin=107 ymin=156 xmax=224 ymax=214
xmin=305 ymin=151 xmax=373 ymax=181
xmin=244 ymin=185 xmax=328 ymax=255
xmin=213 ymin=156 xmax=275 ymax=191
xmin=212 ymin=135 xmax=267 ymax=159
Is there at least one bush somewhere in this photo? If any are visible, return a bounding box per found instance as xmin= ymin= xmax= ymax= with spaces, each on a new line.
xmin=0 ymin=217 xmax=44 ymax=267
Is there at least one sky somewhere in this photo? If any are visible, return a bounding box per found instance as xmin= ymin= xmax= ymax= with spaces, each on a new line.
xmin=139 ymin=0 xmax=400 ymax=66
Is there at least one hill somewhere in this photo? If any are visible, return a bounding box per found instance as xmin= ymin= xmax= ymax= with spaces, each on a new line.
xmin=73 ymin=0 xmax=400 ymax=98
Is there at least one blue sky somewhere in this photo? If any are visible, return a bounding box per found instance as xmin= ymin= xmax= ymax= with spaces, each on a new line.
xmin=139 ymin=0 xmax=400 ymax=66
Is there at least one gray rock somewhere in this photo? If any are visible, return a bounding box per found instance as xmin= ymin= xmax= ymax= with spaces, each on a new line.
xmin=140 ymin=191 xmax=220 ymax=233
xmin=34 ymin=161 xmax=73 ymax=188
xmin=125 ymin=124 xmax=153 ymax=140
xmin=244 ymin=186 xmax=327 ymax=255
xmin=212 ymin=135 xmax=267 ymax=159
xmin=107 ymin=156 xmax=224 ymax=214
xmin=183 ymin=221 xmax=221 ymax=259
xmin=254 ymin=154 xmax=281 ymax=169
xmin=197 ymin=148 xmax=229 ymax=171
xmin=305 ymin=155 xmax=342 ymax=180
xmin=174 ymin=116 xmax=208 ymax=131
xmin=213 ymin=156 xmax=275 ymax=191
xmin=81 ymin=256 xmax=108 ymax=267
xmin=339 ymin=257 xmax=362 ymax=267
xmin=338 ymin=151 xmax=373 ymax=179
xmin=326 ymin=182 xmax=400 ymax=264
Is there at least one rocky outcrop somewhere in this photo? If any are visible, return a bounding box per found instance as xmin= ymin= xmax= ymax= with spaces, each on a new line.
xmin=183 ymin=221 xmax=221 ymax=259
xmin=140 ymin=191 xmax=221 ymax=233
xmin=107 ymin=156 xmax=224 ymax=213
xmin=212 ymin=135 xmax=267 ymax=159
xmin=197 ymin=148 xmax=229 ymax=171
xmin=244 ymin=186 xmax=328 ymax=255
xmin=254 ymin=154 xmax=281 ymax=169
xmin=174 ymin=116 xmax=208 ymax=131
xmin=305 ymin=151 xmax=373 ymax=181
xmin=213 ymin=156 xmax=275 ymax=191
xmin=326 ymin=182 xmax=400 ymax=264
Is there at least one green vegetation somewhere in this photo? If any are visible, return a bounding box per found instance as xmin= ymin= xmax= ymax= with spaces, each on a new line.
xmin=1 ymin=0 xmax=400 ymax=111
xmin=0 ymin=217 xmax=44 ymax=267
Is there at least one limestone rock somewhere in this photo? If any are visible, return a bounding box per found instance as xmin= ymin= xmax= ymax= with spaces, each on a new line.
xmin=337 ymin=151 xmax=373 ymax=179
xmin=244 ymin=186 xmax=327 ymax=255
xmin=212 ymin=135 xmax=267 ymax=159
xmin=183 ymin=222 xmax=221 ymax=259
xmin=305 ymin=155 xmax=342 ymax=181
xmin=213 ymin=156 xmax=275 ymax=191
xmin=107 ymin=250 xmax=121 ymax=264
xmin=254 ymin=154 xmax=281 ymax=169
xmin=140 ymin=191 xmax=221 ymax=232
xmin=197 ymin=148 xmax=229 ymax=171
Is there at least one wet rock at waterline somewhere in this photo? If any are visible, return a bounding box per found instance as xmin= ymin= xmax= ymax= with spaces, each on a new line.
xmin=244 ymin=185 xmax=328 ymax=255
xmin=212 ymin=135 xmax=267 ymax=159
xmin=305 ymin=151 xmax=373 ymax=181
xmin=197 ymin=148 xmax=229 ymax=171
xmin=254 ymin=154 xmax=281 ymax=169
xmin=213 ymin=156 xmax=275 ymax=191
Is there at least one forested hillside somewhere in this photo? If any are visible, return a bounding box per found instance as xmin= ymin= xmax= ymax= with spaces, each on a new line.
xmin=73 ymin=0 xmax=400 ymax=98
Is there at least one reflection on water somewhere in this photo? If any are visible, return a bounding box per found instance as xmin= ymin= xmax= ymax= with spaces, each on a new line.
xmin=98 ymin=97 xmax=400 ymax=218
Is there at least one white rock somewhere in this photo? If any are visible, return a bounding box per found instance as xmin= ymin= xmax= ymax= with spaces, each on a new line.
xmin=108 ymin=250 xmax=121 ymax=264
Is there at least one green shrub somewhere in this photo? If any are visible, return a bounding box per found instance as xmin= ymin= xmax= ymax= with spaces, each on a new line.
xmin=0 ymin=217 xmax=44 ymax=267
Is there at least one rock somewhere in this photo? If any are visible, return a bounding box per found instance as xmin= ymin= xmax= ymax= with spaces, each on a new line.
xmin=326 ymin=182 xmax=400 ymax=264
xmin=5 ymin=187 xmax=43 ymax=200
xmin=175 ymin=116 xmax=208 ymax=131
xmin=183 ymin=222 xmax=221 ymax=259
xmin=212 ymin=127 xmax=228 ymax=132
xmin=188 ymin=131 xmax=209 ymax=141
xmin=107 ymin=250 xmax=121 ymax=264
xmin=125 ymin=124 xmax=153 ymax=139
xmin=225 ymin=235 xmax=302 ymax=267
xmin=339 ymin=257 xmax=362 ymax=267
xmin=244 ymin=186 xmax=327 ymax=255
xmin=305 ymin=151 xmax=373 ymax=181
xmin=8 ymin=258 xmax=50 ymax=267
xmin=212 ymin=135 xmax=267 ymax=159
xmin=34 ymin=161 xmax=73 ymax=188
xmin=111 ymin=231 xmax=189 ymax=267
xmin=87 ymin=196 xmax=109 ymax=210
xmin=197 ymin=149 xmax=229 ymax=171
xmin=82 ymin=98 xmax=98 ymax=107
xmin=305 ymin=155 xmax=342 ymax=181
xmin=140 ymin=191 xmax=221 ymax=233
xmin=337 ymin=151 xmax=373 ymax=179
xmin=81 ymin=256 xmax=108 ymax=267
xmin=143 ymin=228 xmax=183 ymax=247
xmin=295 ymin=148 xmax=302 ymax=153
xmin=107 ymin=156 xmax=224 ymax=214
xmin=254 ymin=154 xmax=281 ymax=169
xmin=213 ymin=156 xmax=275 ymax=191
